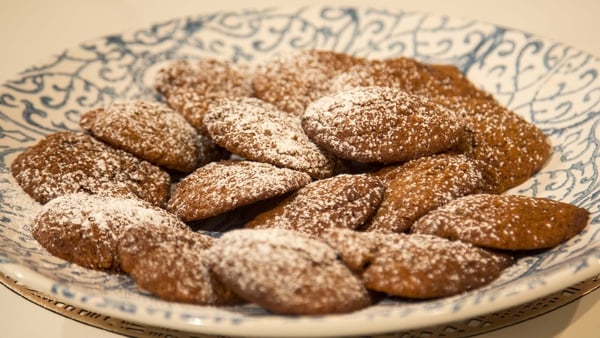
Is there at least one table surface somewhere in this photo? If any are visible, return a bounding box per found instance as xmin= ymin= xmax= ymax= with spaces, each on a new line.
xmin=1 ymin=0 xmax=599 ymax=337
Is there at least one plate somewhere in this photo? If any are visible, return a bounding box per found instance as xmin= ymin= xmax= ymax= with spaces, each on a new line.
xmin=1 ymin=5 xmax=599 ymax=338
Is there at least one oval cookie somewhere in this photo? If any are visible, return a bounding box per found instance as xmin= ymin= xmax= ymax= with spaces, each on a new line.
xmin=155 ymin=58 xmax=253 ymax=132
xmin=80 ymin=100 xmax=216 ymax=173
xmin=167 ymin=160 xmax=312 ymax=222
xmin=10 ymin=131 xmax=171 ymax=207
xmin=363 ymin=153 xmax=499 ymax=233
xmin=327 ymin=57 xmax=491 ymax=101
xmin=302 ymin=86 xmax=465 ymax=163
xmin=436 ymin=97 xmax=551 ymax=191
xmin=252 ymin=50 xmax=363 ymax=116
xmin=204 ymin=97 xmax=335 ymax=179
xmin=323 ymin=229 xmax=513 ymax=298
xmin=411 ymin=194 xmax=590 ymax=250
xmin=363 ymin=233 xmax=514 ymax=298
xmin=32 ymin=193 xmax=187 ymax=271
xmin=206 ymin=229 xmax=372 ymax=314
xmin=245 ymin=174 xmax=385 ymax=237
xmin=118 ymin=225 xmax=241 ymax=305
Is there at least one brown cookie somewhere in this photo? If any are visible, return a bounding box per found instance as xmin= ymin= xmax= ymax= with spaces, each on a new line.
xmin=252 ymin=50 xmax=364 ymax=116
xmin=302 ymin=86 xmax=465 ymax=163
xmin=245 ymin=174 xmax=385 ymax=237
xmin=411 ymin=194 xmax=590 ymax=250
xmin=80 ymin=100 xmax=218 ymax=173
xmin=32 ymin=193 xmax=187 ymax=271
xmin=206 ymin=229 xmax=372 ymax=314
xmin=155 ymin=58 xmax=253 ymax=133
xmin=322 ymin=229 xmax=513 ymax=298
xmin=327 ymin=57 xmax=492 ymax=101
xmin=437 ymin=97 xmax=551 ymax=191
xmin=362 ymin=154 xmax=500 ymax=233
xmin=203 ymin=97 xmax=335 ymax=179
xmin=10 ymin=131 xmax=171 ymax=207
xmin=167 ymin=160 xmax=312 ymax=222
xmin=363 ymin=233 xmax=513 ymax=298
xmin=118 ymin=226 xmax=241 ymax=305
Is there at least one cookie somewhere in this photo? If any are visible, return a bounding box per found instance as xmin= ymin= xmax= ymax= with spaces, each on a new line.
xmin=10 ymin=131 xmax=171 ymax=207
xmin=363 ymin=233 xmax=513 ymax=298
xmin=302 ymin=86 xmax=465 ymax=163
xmin=437 ymin=97 xmax=551 ymax=191
xmin=411 ymin=194 xmax=590 ymax=250
xmin=322 ymin=229 xmax=513 ymax=298
xmin=203 ymin=97 xmax=335 ymax=179
xmin=32 ymin=193 xmax=187 ymax=271
xmin=362 ymin=154 xmax=500 ymax=233
xmin=167 ymin=160 xmax=312 ymax=222
xmin=327 ymin=57 xmax=491 ymax=100
xmin=155 ymin=58 xmax=253 ymax=132
xmin=80 ymin=100 xmax=218 ymax=173
xmin=118 ymin=225 xmax=241 ymax=305
xmin=245 ymin=174 xmax=385 ymax=237
xmin=206 ymin=229 xmax=372 ymax=314
xmin=252 ymin=50 xmax=363 ymax=116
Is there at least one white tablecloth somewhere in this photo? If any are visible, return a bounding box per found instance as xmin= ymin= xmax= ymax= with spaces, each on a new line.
xmin=1 ymin=0 xmax=599 ymax=337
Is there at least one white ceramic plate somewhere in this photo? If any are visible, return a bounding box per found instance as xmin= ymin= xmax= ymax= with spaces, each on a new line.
xmin=1 ymin=6 xmax=599 ymax=337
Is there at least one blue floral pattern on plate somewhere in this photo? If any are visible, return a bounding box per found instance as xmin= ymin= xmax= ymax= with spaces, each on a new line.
xmin=0 ymin=6 xmax=599 ymax=337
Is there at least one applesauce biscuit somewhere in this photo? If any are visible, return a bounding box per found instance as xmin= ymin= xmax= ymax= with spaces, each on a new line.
xmin=327 ymin=57 xmax=492 ymax=101
xmin=252 ymin=50 xmax=364 ymax=116
xmin=167 ymin=160 xmax=312 ymax=222
xmin=80 ymin=100 xmax=219 ymax=173
xmin=302 ymin=86 xmax=465 ymax=163
xmin=118 ymin=225 xmax=241 ymax=305
xmin=363 ymin=154 xmax=500 ymax=233
xmin=411 ymin=194 xmax=590 ymax=250
xmin=322 ymin=229 xmax=513 ymax=298
xmin=203 ymin=97 xmax=335 ymax=179
xmin=245 ymin=174 xmax=385 ymax=236
xmin=155 ymin=58 xmax=253 ymax=132
xmin=10 ymin=131 xmax=171 ymax=207
xmin=32 ymin=193 xmax=187 ymax=271
xmin=437 ymin=97 xmax=551 ymax=192
xmin=206 ymin=228 xmax=372 ymax=314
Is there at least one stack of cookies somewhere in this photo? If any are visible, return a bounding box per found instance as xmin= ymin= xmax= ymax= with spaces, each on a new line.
xmin=11 ymin=50 xmax=589 ymax=315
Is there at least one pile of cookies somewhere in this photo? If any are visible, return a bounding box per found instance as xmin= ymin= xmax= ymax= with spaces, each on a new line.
xmin=11 ymin=50 xmax=590 ymax=315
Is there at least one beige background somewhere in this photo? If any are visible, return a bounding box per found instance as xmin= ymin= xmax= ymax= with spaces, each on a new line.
xmin=1 ymin=0 xmax=599 ymax=337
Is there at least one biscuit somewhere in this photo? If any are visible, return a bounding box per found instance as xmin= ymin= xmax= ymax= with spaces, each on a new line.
xmin=302 ymin=86 xmax=465 ymax=163
xmin=203 ymin=97 xmax=335 ymax=179
xmin=252 ymin=50 xmax=363 ymax=116
xmin=322 ymin=229 xmax=514 ymax=298
xmin=118 ymin=225 xmax=241 ymax=305
xmin=363 ymin=233 xmax=514 ymax=298
xmin=362 ymin=154 xmax=500 ymax=233
xmin=80 ymin=100 xmax=218 ymax=173
xmin=10 ymin=131 xmax=171 ymax=207
xmin=31 ymin=193 xmax=187 ymax=271
xmin=411 ymin=194 xmax=590 ymax=250
xmin=155 ymin=58 xmax=253 ymax=132
xmin=437 ymin=97 xmax=551 ymax=191
xmin=245 ymin=174 xmax=385 ymax=237
xmin=167 ymin=160 xmax=312 ymax=222
xmin=327 ymin=57 xmax=491 ymax=100
xmin=206 ymin=228 xmax=372 ymax=314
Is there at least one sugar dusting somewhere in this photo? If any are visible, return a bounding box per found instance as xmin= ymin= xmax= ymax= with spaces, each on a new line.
xmin=204 ymin=97 xmax=334 ymax=179
xmin=302 ymin=86 xmax=464 ymax=163
xmin=246 ymin=174 xmax=384 ymax=236
xmin=167 ymin=160 xmax=312 ymax=222
xmin=206 ymin=228 xmax=371 ymax=314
